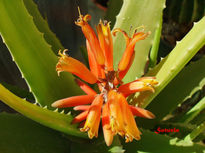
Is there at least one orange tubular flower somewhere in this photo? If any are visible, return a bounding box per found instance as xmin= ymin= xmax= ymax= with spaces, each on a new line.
xmin=97 ymin=21 xmax=113 ymax=71
xmin=51 ymin=95 xmax=95 ymax=108
xmin=113 ymin=28 xmax=150 ymax=71
xmin=86 ymin=40 xmax=105 ymax=79
xmin=102 ymin=103 xmax=114 ymax=146
xmin=75 ymin=8 xmax=105 ymax=65
xmin=52 ymin=9 xmax=158 ymax=146
xmin=75 ymin=79 xmax=97 ymax=95
xmin=118 ymin=77 xmax=158 ymax=97
xmin=56 ymin=50 xmax=97 ymax=84
xmin=80 ymin=94 xmax=103 ymax=138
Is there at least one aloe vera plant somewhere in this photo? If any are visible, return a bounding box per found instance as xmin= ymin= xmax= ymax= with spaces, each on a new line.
xmin=0 ymin=0 xmax=204 ymax=152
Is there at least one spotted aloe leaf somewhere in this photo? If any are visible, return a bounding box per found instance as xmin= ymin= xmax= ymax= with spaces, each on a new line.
xmin=0 ymin=0 xmax=83 ymax=108
xmin=112 ymin=0 xmax=166 ymax=83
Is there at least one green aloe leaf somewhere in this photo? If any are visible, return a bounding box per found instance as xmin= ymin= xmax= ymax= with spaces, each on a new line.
xmin=179 ymin=96 xmax=205 ymax=123
xmin=136 ymin=56 xmax=205 ymax=129
xmin=105 ymin=0 xmax=123 ymax=29
xmin=22 ymin=0 xmax=64 ymax=53
xmin=184 ymin=121 xmax=205 ymax=142
xmin=0 ymin=0 xmax=82 ymax=108
xmin=113 ymin=0 xmax=166 ymax=83
xmin=191 ymin=110 xmax=205 ymax=125
xmin=69 ymin=135 xmax=123 ymax=153
xmin=123 ymin=129 xmax=205 ymax=153
xmin=1 ymin=81 xmax=34 ymax=100
xmin=133 ymin=17 xmax=205 ymax=108
xmin=0 ymin=83 xmax=87 ymax=138
xmin=153 ymin=122 xmax=205 ymax=141
xmin=0 ymin=112 xmax=70 ymax=153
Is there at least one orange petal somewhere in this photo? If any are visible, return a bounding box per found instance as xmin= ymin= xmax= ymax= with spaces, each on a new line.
xmin=72 ymin=111 xmax=88 ymax=124
xmin=86 ymin=40 xmax=105 ymax=79
xmin=129 ymin=106 xmax=155 ymax=119
xmin=75 ymin=12 xmax=105 ymax=65
xmin=107 ymin=90 xmax=125 ymax=136
xmin=118 ymin=32 xmax=149 ymax=71
xmin=118 ymin=93 xmax=141 ymax=142
xmin=56 ymin=50 xmax=97 ymax=84
xmin=75 ymin=79 xmax=97 ymax=95
xmin=118 ymin=51 xmax=135 ymax=81
xmin=118 ymin=77 xmax=158 ymax=96
xmin=73 ymin=105 xmax=91 ymax=111
xmin=51 ymin=95 xmax=95 ymax=108
xmin=112 ymin=28 xmax=130 ymax=46
xmin=102 ymin=103 xmax=114 ymax=146
xmin=86 ymin=40 xmax=99 ymax=77
xmin=129 ymin=31 xmax=150 ymax=47
xmin=97 ymin=21 xmax=113 ymax=71
xmin=81 ymin=94 xmax=103 ymax=138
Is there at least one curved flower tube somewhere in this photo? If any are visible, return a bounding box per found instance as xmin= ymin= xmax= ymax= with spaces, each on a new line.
xmin=56 ymin=50 xmax=97 ymax=84
xmin=113 ymin=29 xmax=150 ymax=71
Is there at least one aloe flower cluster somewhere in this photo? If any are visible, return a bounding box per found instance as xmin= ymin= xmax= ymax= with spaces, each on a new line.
xmin=52 ymin=9 xmax=158 ymax=146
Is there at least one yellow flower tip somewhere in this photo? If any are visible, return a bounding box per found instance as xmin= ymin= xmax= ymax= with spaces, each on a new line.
xmin=125 ymin=134 xmax=141 ymax=143
xmin=57 ymin=49 xmax=69 ymax=58
xmin=133 ymin=25 xmax=146 ymax=33
xmin=147 ymin=111 xmax=156 ymax=119
xmin=56 ymin=69 xmax=61 ymax=76
xmin=80 ymin=125 xmax=98 ymax=139
xmin=80 ymin=126 xmax=89 ymax=132
xmin=75 ymin=7 xmax=91 ymax=27
xmin=103 ymin=125 xmax=114 ymax=146
xmin=80 ymin=124 xmax=98 ymax=139
xmin=132 ymin=25 xmax=150 ymax=37
xmin=56 ymin=56 xmax=67 ymax=76
xmin=104 ymin=135 xmax=113 ymax=146
xmin=98 ymin=20 xmax=111 ymax=36
xmin=140 ymin=78 xmax=158 ymax=92
xmin=124 ymin=131 xmax=141 ymax=143
xmin=112 ymin=28 xmax=130 ymax=44
xmin=56 ymin=49 xmax=98 ymax=84
xmin=112 ymin=28 xmax=121 ymax=36
xmin=130 ymin=106 xmax=156 ymax=119
xmin=58 ymin=49 xmax=63 ymax=56
xmin=146 ymin=86 xmax=155 ymax=93
xmin=56 ymin=62 xmax=62 ymax=75
xmin=51 ymin=100 xmax=61 ymax=108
